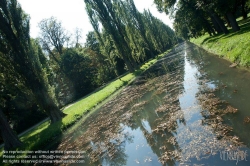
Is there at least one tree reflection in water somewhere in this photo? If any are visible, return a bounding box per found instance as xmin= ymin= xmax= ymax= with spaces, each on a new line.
xmin=51 ymin=42 xmax=249 ymax=166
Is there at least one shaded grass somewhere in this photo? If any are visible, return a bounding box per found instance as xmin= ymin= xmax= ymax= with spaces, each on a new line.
xmin=0 ymin=49 xmax=170 ymax=157
xmin=191 ymin=16 xmax=250 ymax=67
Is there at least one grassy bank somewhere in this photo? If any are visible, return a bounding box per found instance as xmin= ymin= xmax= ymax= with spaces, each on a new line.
xmin=191 ymin=16 xmax=250 ymax=67
xmin=0 ymin=50 xmax=169 ymax=156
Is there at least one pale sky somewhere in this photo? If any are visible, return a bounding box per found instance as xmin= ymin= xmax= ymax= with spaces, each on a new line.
xmin=18 ymin=0 xmax=173 ymax=44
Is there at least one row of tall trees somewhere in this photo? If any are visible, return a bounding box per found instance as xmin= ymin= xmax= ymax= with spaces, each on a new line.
xmin=0 ymin=0 xmax=176 ymax=150
xmin=153 ymin=0 xmax=250 ymax=39
xmin=84 ymin=0 xmax=176 ymax=73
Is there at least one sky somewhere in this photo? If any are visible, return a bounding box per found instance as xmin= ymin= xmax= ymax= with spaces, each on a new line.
xmin=18 ymin=0 xmax=173 ymax=44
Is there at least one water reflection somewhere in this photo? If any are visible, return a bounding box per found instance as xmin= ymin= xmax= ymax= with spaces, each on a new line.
xmin=186 ymin=42 xmax=250 ymax=148
xmin=50 ymin=42 xmax=250 ymax=166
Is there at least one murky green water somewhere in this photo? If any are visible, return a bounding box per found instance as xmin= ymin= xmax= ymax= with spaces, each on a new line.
xmin=53 ymin=42 xmax=250 ymax=166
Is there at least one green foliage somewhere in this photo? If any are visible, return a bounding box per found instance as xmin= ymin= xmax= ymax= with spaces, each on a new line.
xmin=1 ymin=0 xmax=65 ymax=127
xmin=61 ymin=48 xmax=98 ymax=99
xmin=143 ymin=9 xmax=176 ymax=51
xmin=174 ymin=0 xmax=213 ymax=39
xmin=85 ymin=31 xmax=100 ymax=51
xmin=154 ymin=0 xmax=176 ymax=14
xmin=0 ymin=38 xmax=52 ymax=136
xmin=0 ymin=53 xmax=47 ymax=134
xmin=38 ymin=17 xmax=70 ymax=56
xmin=157 ymin=0 xmax=246 ymax=39
xmin=85 ymin=31 xmax=117 ymax=84
xmin=85 ymin=0 xmax=176 ymax=72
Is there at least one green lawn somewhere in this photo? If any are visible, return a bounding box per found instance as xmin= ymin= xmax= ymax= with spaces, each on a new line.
xmin=0 ymin=50 xmax=170 ymax=156
xmin=191 ymin=16 xmax=250 ymax=67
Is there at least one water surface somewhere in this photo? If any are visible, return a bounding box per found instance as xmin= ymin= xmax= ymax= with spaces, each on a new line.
xmin=53 ymin=42 xmax=250 ymax=166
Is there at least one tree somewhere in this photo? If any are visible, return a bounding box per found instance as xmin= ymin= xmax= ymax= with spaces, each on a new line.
xmin=243 ymin=0 xmax=250 ymax=19
xmin=196 ymin=0 xmax=239 ymax=32
xmin=142 ymin=10 xmax=175 ymax=51
xmin=154 ymin=0 xmax=244 ymax=35
xmin=0 ymin=0 xmax=65 ymax=124
xmin=74 ymin=28 xmax=82 ymax=48
xmin=85 ymin=31 xmax=116 ymax=83
xmin=122 ymin=0 xmax=155 ymax=58
xmin=216 ymin=0 xmax=240 ymax=31
xmin=84 ymin=0 xmax=176 ymax=75
xmin=85 ymin=31 xmax=100 ymax=52
xmin=0 ymin=52 xmax=23 ymax=150
xmin=38 ymin=17 xmax=76 ymax=106
xmin=0 ymin=109 xmax=22 ymax=150
xmin=173 ymin=0 xmax=216 ymax=39
xmin=85 ymin=0 xmax=136 ymax=72
xmin=0 ymin=48 xmax=47 ymax=137
xmin=60 ymin=48 xmax=98 ymax=99
xmin=38 ymin=17 xmax=70 ymax=61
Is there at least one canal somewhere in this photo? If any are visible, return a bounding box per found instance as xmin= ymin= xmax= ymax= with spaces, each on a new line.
xmin=51 ymin=42 xmax=250 ymax=166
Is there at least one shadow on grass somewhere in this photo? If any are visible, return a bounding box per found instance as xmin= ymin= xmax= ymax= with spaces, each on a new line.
xmin=201 ymin=17 xmax=250 ymax=45
xmin=237 ymin=17 xmax=250 ymax=26
xmin=121 ymin=80 xmax=129 ymax=86
xmin=223 ymin=20 xmax=250 ymax=39
xmin=134 ymin=69 xmax=143 ymax=76
xmin=201 ymin=33 xmax=225 ymax=45
xmin=13 ymin=120 xmax=64 ymax=156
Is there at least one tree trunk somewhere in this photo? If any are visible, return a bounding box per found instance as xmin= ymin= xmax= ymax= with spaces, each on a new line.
xmin=142 ymin=35 xmax=154 ymax=58
xmin=207 ymin=30 xmax=212 ymax=36
xmin=242 ymin=10 xmax=248 ymax=20
xmin=122 ymin=54 xmax=134 ymax=72
xmin=39 ymin=94 xmax=66 ymax=124
xmin=110 ymin=30 xmax=135 ymax=72
xmin=210 ymin=15 xmax=222 ymax=34
xmin=0 ymin=109 xmax=22 ymax=150
xmin=224 ymin=15 xmax=231 ymax=27
xmin=29 ymin=78 xmax=66 ymax=123
xmin=241 ymin=0 xmax=248 ymax=19
xmin=210 ymin=11 xmax=229 ymax=34
xmin=202 ymin=17 xmax=216 ymax=36
xmin=226 ymin=12 xmax=240 ymax=32
xmin=209 ymin=26 xmax=216 ymax=36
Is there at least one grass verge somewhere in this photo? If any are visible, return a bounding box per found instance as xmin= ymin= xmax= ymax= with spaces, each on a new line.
xmin=191 ymin=16 xmax=250 ymax=67
xmin=0 ymin=49 xmax=170 ymax=156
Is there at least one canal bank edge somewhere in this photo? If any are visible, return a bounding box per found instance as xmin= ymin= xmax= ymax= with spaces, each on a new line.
xmin=190 ymin=17 xmax=250 ymax=69
xmin=190 ymin=40 xmax=250 ymax=73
